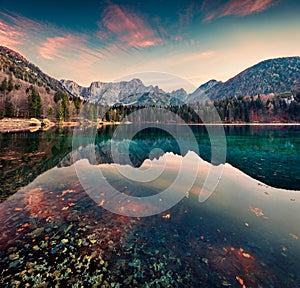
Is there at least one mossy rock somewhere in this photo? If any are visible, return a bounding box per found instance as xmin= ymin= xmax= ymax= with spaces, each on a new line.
xmin=30 ymin=118 xmax=41 ymax=126
xmin=42 ymin=118 xmax=50 ymax=126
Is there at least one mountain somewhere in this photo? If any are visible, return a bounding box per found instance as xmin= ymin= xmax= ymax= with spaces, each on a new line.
xmin=0 ymin=46 xmax=77 ymax=119
xmin=191 ymin=57 xmax=300 ymax=101
xmin=61 ymin=78 xmax=188 ymax=106
xmin=2 ymin=45 xmax=299 ymax=114
xmin=0 ymin=46 xmax=71 ymax=95
xmin=60 ymin=79 xmax=111 ymax=100
xmin=62 ymin=57 xmax=300 ymax=106
xmin=188 ymin=79 xmax=221 ymax=102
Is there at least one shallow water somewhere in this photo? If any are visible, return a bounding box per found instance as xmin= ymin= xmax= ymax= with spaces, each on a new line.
xmin=0 ymin=125 xmax=300 ymax=287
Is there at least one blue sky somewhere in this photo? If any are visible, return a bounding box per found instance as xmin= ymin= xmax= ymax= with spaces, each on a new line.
xmin=0 ymin=0 xmax=300 ymax=92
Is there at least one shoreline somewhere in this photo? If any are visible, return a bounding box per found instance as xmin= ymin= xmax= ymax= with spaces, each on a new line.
xmin=1 ymin=118 xmax=300 ymax=133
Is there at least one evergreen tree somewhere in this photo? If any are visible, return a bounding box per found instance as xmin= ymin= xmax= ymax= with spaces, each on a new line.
xmin=57 ymin=101 xmax=64 ymax=122
xmin=7 ymin=78 xmax=13 ymax=92
xmin=0 ymin=108 xmax=4 ymax=119
xmin=28 ymin=87 xmax=42 ymax=118
xmin=48 ymin=107 xmax=54 ymax=117
xmin=0 ymin=78 xmax=7 ymax=92
xmin=62 ymin=97 xmax=69 ymax=120
xmin=73 ymin=97 xmax=81 ymax=113
xmin=5 ymin=101 xmax=14 ymax=117
xmin=255 ymin=95 xmax=264 ymax=110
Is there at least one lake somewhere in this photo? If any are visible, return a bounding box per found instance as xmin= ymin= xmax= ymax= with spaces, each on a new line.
xmin=0 ymin=124 xmax=300 ymax=287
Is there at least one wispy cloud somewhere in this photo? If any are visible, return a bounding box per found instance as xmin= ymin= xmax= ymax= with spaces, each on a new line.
xmin=0 ymin=12 xmax=56 ymax=50
xmin=0 ymin=12 xmax=103 ymax=64
xmin=0 ymin=20 xmax=23 ymax=49
xmin=202 ymin=0 xmax=278 ymax=22
xmin=98 ymin=3 xmax=164 ymax=50
xmin=38 ymin=34 xmax=87 ymax=60
xmin=0 ymin=12 xmax=45 ymax=33
xmin=0 ymin=11 xmax=106 ymax=85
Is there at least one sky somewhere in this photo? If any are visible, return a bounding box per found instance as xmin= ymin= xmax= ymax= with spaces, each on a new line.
xmin=0 ymin=0 xmax=300 ymax=92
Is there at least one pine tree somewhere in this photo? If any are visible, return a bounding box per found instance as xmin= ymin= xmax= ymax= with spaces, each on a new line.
xmin=7 ymin=78 xmax=13 ymax=92
xmin=28 ymin=87 xmax=42 ymax=118
xmin=0 ymin=78 xmax=7 ymax=92
xmin=57 ymin=101 xmax=64 ymax=122
xmin=5 ymin=101 xmax=14 ymax=117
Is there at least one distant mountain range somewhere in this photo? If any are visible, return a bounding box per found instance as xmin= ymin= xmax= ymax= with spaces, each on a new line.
xmin=60 ymin=78 xmax=187 ymax=106
xmin=61 ymin=57 xmax=300 ymax=105
xmin=1 ymin=45 xmax=300 ymax=108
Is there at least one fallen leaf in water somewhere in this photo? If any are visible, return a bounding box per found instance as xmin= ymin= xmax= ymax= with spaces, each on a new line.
xmin=242 ymin=252 xmax=253 ymax=259
xmin=250 ymin=207 xmax=264 ymax=217
xmin=236 ymin=276 xmax=244 ymax=285
xmin=61 ymin=189 xmax=75 ymax=196
xmin=289 ymin=233 xmax=298 ymax=240
xmin=98 ymin=200 xmax=105 ymax=206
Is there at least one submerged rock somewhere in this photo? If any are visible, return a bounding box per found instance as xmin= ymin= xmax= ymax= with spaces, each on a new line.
xmin=9 ymin=253 xmax=19 ymax=261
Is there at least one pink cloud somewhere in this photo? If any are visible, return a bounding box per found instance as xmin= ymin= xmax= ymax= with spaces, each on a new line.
xmin=0 ymin=20 xmax=23 ymax=49
xmin=0 ymin=12 xmax=60 ymax=50
xmin=0 ymin=12 xmax=45 ymax=33
xmin=202 ymin=0 xmax=278 ymax=22
xmin=38 ymin=34 xmax=103 ymax=65
xmin=98 ymin=3 xmax=164 ymax=50
xmin=38 ymin=35 xmax=83 ymax=60
xmin=0 ymin=12 xmax=103 ymax=63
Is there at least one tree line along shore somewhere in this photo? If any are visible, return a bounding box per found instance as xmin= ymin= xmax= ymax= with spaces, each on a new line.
xmin=1 ymin=76 xmax=300 ymax=133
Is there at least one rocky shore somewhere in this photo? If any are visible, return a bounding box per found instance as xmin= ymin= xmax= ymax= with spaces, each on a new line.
xmin=0 ymin=118 xmax=34 ymax=133
xmin=0 ymin=118 xmax=61 ymax=133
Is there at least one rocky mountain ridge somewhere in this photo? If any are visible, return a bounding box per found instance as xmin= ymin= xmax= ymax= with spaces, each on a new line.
xmin=61 ymin=78 xmax=187 ymax=106
xmin=61 ymin=56 xmax=300 ymax=105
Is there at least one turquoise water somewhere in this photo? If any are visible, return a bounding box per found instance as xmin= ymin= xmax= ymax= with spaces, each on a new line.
xmin=0 ymin=125 xmax=300 ymax=287
xmin=92 ymin=124 xmax=300 ymax=190
xmin=1 ymin=125 xmax=300 ymax=194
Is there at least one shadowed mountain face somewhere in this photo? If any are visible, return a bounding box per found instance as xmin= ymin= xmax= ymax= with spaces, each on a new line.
xmin=190 ymin=57 xmax=300 ymax=101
